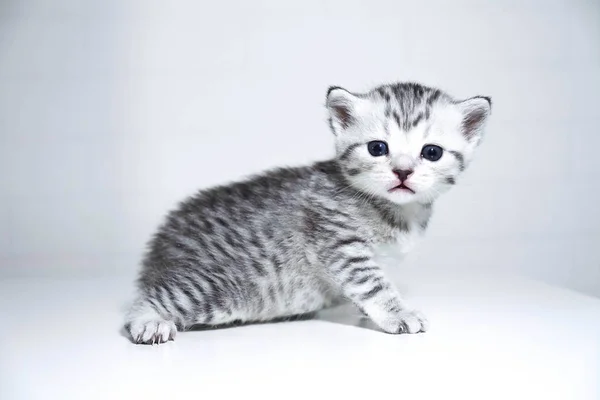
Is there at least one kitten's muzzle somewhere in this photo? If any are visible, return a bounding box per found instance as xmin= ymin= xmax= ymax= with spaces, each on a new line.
xmin=389 ymin=169 xmax=416 ymax=193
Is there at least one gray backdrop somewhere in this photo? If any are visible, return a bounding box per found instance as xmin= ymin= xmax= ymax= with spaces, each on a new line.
xmin=1 ymin=0 xmax=599 ymax=296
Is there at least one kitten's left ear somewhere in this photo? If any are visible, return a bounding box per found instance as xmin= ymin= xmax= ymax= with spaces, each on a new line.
xmin=457 ymin=96 xmax=492 ymax=141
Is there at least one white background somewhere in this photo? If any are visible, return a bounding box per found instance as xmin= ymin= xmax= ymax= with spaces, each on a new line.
xmin=1 ymin=0 xmax=599 ymax=296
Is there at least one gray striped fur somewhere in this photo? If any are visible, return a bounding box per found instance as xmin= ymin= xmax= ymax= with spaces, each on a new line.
xmin=126 ymin=82 xmax=491 ymax=344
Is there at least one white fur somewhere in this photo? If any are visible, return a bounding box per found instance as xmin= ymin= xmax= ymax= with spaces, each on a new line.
xmin=329 ymin=90 xmax=490 ymax=206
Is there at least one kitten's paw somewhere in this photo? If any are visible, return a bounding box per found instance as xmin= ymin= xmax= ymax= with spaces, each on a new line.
xmin=128 ymin=319 xmax=176 ymax=345
xmin=396 ymin=309 xmax=428 ymax=334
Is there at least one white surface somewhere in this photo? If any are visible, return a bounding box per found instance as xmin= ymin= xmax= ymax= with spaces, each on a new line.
xmin=1 ymin=268 xmax=599 ymax=400
xmin=1 ymin=0 xmax=600 ymax=297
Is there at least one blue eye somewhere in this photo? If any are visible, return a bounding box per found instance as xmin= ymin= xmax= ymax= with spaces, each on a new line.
xmin=367 ymin=141 xmax=389 ymax=157
xmin=421 ymin=144 xmax=443 ymax=161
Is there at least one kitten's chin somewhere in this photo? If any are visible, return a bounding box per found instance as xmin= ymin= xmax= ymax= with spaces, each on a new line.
xmin=386 ymin=187 xmax=440 ymax=205
xmin=386 ymin=191 xmax=421 ymax=205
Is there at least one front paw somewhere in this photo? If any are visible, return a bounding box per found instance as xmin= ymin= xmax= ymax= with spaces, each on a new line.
xmin=396 ymin=309 xmax=428 ymax=334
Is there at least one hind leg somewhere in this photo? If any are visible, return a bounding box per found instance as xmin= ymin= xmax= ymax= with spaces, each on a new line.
xmin=125 ymin=297 xmax=177 ymax=345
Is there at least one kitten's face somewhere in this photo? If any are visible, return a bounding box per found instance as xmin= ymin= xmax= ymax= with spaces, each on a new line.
xmin=326 ymin=83 xmax=491 ymax=205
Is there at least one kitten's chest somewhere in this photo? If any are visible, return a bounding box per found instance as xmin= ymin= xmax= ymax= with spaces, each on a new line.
xmin=370 ymin=204 xmax=431 ymax=259
xmin=373 ymin=223 xmax=424 ymax=259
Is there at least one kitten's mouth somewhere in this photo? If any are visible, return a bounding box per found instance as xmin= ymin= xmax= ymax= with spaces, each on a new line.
xmin=390 ymin=183 xmax=415 ymax=194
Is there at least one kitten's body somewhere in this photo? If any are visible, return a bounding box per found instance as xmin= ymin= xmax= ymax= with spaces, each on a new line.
xmin=126 ymin=82 xmax=491 ymax=344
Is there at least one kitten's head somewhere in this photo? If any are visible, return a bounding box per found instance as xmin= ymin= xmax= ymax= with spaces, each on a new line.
xmin=326 ymin=83 xmax=491 ymax=205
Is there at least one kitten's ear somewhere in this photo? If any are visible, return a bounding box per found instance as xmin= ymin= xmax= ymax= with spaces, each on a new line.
xmin=326 ymin=86 xmax=359 ymax=134
xmin=457 ymin=96 xmax=492 ymax=141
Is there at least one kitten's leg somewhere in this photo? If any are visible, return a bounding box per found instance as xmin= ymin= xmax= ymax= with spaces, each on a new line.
xmin=125 ymin=296 xmax=177 ymax=345
xmin=325 ymin=242 xmax=427 ymax=334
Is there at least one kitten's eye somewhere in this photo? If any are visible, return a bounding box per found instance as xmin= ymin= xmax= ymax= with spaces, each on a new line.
xmin=367 ymin=141 xmax=389 ymax=157
xmin=421 ymin=144 xmax=443 ymax=161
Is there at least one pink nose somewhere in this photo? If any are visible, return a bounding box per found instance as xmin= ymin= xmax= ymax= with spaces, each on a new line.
xmin=393 ymin=169 xmax=413 ymax=181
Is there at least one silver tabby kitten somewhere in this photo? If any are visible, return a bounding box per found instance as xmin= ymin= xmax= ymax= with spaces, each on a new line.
xmin=126 ymin=82 xmax=491 ymax=344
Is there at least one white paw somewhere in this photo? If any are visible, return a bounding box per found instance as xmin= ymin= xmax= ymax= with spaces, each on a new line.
xmin=396 ymin=309 xmax=428 ymax=334
xmin=129 ymin=319 xmax=176 ymax=345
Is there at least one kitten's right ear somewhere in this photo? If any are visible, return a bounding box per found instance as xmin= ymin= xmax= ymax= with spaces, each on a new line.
xmin=326 ymin=86 xmax=359 ymax=134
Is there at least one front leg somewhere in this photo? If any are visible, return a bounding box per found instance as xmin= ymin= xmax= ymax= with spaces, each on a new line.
xmin=324 ymin=241 xmax=428 ymax=334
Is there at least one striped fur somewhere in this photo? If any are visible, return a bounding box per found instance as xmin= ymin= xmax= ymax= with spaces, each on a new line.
xmin=126 ymin=82 xmax=491 ymax=344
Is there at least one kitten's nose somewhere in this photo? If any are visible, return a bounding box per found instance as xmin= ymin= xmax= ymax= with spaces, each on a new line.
xmin=393 ymin=169 xmax=414 ymax=182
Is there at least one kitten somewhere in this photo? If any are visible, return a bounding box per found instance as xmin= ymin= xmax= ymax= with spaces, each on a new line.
xmin=125 ymin=82 xmax=491 ymax=344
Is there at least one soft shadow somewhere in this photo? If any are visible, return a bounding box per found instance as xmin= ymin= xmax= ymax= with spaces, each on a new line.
xmin=314 ymin=303 xmax=384 ymax=333
xmin=186 ymin=304 xmax=385 ymax=333
xmin=187 ymin=312 xmax=317 ymax=331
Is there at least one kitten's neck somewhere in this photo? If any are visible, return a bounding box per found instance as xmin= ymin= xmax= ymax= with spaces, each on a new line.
xmin=368 ymin=196 xmax=432 ymax=231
